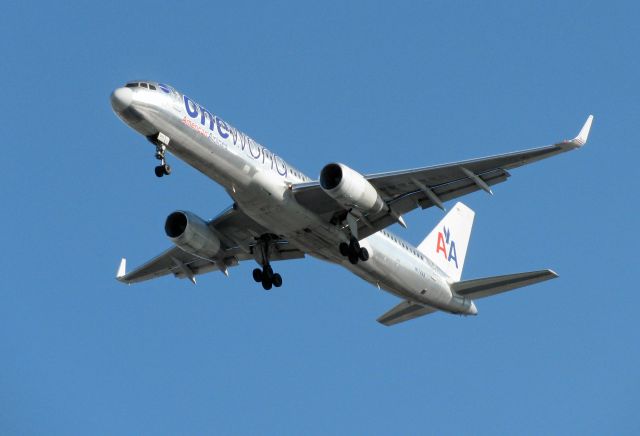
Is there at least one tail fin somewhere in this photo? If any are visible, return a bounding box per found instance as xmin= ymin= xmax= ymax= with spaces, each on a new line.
xmin=417 ymin=202 xmax=474 ymax=282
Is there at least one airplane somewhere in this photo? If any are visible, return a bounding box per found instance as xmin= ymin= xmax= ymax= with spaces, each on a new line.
xmin=111 ymin=80 xmax=593 ymax=325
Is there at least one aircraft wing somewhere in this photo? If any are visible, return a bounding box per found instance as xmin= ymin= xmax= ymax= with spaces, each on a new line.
xmin=116 ymin=206 xmax=305 ymax=284
xmin=292 ymin=116 xmax=593 ymax=240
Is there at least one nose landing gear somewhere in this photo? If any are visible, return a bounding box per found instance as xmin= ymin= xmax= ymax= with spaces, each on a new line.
xmin=150 ymin=132 xmax=171 ymax=177
xmin=154 ymin=144 xmax=171 ymax=177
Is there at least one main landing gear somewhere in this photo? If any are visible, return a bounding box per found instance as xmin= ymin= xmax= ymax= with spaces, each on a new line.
xmin=252 ymin=235 xmax=283 ymax=290
xmin=252 ymin=265 xmax=283 ymax=291
xmin=339 ymin=236 xmax=369 ymax=265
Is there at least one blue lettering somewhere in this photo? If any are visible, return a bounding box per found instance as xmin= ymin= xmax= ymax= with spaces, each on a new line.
xmin=448 ymin=241 xmax=458 ymax=268
xmin=275 ymin=156 xmax=288 ymax=176
xmin=262 ymin=148 xmax=274 ymax=168
xmin=248 ymin=139 xmax=261 ymax=158
xmin=230 ymin=127 xmax=238 ymax=145
xmin=239 ymin=134 xmax=248 ymax=151
xmin=216 ymin=117 xmax=230 ymax=139
xmin=199 ymin=106 xmax=215 ymax=130
xmin=180 ymin=94 xmax=291 ymax=178
xmin=184 ymin=95 xmax=198 ymax=118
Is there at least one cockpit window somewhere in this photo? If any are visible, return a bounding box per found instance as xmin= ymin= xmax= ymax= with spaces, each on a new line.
xmin=124 ymin=82 xmax=158 ymax=90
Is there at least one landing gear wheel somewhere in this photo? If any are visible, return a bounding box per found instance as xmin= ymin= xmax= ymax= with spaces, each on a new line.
xmin=153 ymin=141 xmax=171 ymax=177
xmin=349 ymin=238 xmax=361 ymax=253
xmin=261 ymin=263 xmax=274 ymax=290
xmin=262 ymin=276 xmax=273 ymax=290
xmin=348 ymin=252 xmax=359 ymax=265
xmin=339 ymin=236 xmax=369 ymax=264
xmin=264 ymin=265 xmax=274 ymax=278
xmin=272 ymin=273 xmax=283 ymax=288
xmin=252 ymin=268 xmax=263 ymax=282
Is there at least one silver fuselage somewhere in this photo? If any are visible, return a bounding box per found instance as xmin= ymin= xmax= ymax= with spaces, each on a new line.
xmin=111 ymin=81 xmax=476 ymax=315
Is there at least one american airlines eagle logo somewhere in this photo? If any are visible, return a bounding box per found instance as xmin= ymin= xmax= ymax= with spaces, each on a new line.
xmin=436 ymin=226 xmax=458 ymax=268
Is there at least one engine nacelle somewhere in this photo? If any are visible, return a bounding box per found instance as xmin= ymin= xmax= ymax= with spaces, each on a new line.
xmin=320 ymin=163 xmax=386 ymax=214
xmin=165 ymin=211 xmax=221 ymax=259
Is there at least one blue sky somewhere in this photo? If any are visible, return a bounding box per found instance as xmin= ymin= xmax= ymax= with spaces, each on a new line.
xmin=1 ymin=1 xmax=638 ymax=434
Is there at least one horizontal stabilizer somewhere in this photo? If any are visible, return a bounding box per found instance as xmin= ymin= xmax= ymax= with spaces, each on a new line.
xmin=377 ymin=300 xmax=438 ymax=326
xmin=451 ymin=269 xmax=558 ymax=300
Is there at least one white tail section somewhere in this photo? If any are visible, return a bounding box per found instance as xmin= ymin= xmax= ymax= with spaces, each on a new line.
xmin=417 ymin=202 xmax=475 ymax=282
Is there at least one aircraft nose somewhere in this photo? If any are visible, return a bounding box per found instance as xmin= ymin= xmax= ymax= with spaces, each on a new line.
xmin=110 ymin=87 xmax=133 ymax=112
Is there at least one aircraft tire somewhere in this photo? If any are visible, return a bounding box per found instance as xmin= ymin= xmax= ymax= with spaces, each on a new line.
xmin=350 ymin=238 xmax=360 ymax=252
xmin=359 ymin=247 xmax=369 ymax=262
xmin=163 ymin=164 xmax=171 ymax=175
xmin=154 ymin=166 xmax=164 ymax=177
xmin=348 ymin=252 xmax=359 ymax=265
xmin=252 ymin=268 xmax=263 ymax=282
xmin=272 ymin=273 xmax=283 ymax=288
xmin=339 ymin=242 xmax=350 ymax=256
xmin=264 ymin=265 xmax=274 ymax=278
xmin=262 ymin=276 xmax=273 ymax=290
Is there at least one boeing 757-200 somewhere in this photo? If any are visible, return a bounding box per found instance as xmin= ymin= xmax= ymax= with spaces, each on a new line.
xmin=111 ymin=81 xmax=592 ymax=325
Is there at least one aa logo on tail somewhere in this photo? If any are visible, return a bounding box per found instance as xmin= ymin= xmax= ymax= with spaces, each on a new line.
xmin=436 ymin=226 xmax=458 ymax=268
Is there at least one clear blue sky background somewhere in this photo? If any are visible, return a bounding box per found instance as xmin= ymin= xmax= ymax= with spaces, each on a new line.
xmin=1 ymin=1 xmax=638 ymax=434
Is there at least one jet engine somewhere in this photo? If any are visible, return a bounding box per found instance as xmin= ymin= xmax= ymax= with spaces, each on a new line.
xmin=320 ymin=163 xmax=386 ymax=214
xmin=165 ymin=211 xmax=221 ymax=259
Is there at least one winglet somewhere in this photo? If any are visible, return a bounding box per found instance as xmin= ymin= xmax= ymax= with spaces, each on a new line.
xmin=571 ymin=115 xmax=594 ymax=147
xmin=116 ymin=258 xmax=127 ymax=281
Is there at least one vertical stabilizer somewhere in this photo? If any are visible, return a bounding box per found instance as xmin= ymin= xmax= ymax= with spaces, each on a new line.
xmin=417 ymin=202 xmax=475 ymax=282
